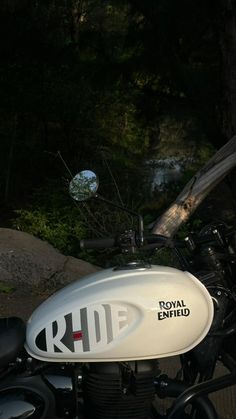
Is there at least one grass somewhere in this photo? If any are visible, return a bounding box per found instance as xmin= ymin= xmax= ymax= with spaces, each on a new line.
xmin=0 ymin=281 xmax=15 ymax=294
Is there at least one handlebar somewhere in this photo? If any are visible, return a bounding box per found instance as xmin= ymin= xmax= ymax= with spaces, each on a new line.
xmin=80 ymin=237 xmax=116 ymax=249
xmin=79 ymin=227 xmax=233 ymax=252
xmin=79 ymin=227 xmax=236 ymax=275
xmin=80 ymin=233 xmax=175 ymax=251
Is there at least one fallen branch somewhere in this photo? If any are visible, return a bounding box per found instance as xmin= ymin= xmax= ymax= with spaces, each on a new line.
xmin=151 ymin=135 xmax=236 ymax=237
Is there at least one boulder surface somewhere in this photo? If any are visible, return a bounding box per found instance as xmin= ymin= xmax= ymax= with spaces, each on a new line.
xmin=0 ymin=228 xmax=100 ymax=318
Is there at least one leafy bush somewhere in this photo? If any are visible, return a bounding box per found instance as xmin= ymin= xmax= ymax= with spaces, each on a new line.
xmin=13 ymin=206 xmax=86 ymax=256
xmin=12 ymin=183 xmax=86 ymax=256
xmin=11 ymin=181 xmax=139 ymax=265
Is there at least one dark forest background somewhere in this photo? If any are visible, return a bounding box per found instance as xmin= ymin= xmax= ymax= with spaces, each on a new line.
xmin=0 ymin=0 xmax=236 ymax=260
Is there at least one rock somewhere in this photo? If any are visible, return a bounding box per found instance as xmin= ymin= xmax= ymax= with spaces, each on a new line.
xmin=0 ymin=228 xmax=99 ymax=290
xmin=0 ymin=266 xmax=13 ymax=282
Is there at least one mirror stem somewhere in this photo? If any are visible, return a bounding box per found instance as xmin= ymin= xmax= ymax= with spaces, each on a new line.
xmin=95 ymin=194 xmax=144 ymax=247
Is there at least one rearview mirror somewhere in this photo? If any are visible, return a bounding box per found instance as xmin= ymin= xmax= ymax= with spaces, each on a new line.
xmin=69 ymin=170 xmax=99 ymax=201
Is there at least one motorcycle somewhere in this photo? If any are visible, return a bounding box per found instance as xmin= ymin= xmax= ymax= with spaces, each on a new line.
xmin=1 ymin=169 xmax=236 ymax=419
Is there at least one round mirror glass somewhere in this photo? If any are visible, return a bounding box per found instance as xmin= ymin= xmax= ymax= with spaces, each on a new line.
xmin=69 ymin=170 xmax=99 ymax=201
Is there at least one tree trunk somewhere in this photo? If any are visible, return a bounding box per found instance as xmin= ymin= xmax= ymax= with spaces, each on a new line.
xmin=151 ymin=135 xmax=236 ymax=237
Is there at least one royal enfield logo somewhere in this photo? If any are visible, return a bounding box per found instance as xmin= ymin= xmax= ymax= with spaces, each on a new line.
xmin=157 ymin=299 xmax=190 ymax=320
xmin=35 ymin=303 xmax=130 ymax=354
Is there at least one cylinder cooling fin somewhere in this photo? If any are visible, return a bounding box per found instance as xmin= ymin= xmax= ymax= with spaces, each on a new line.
xmin=82 ymin=361 xmax=157 ymax=419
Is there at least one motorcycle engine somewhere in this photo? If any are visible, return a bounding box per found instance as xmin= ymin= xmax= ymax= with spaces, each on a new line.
xmin=82 ymin=360 xmax=157 ymax=419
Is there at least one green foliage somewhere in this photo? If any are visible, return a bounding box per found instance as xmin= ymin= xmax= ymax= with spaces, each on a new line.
xmin=12 ymin=185 xmax=86 ymax=255
xmin=10 ymin=180 xmax=140 ymax=265
xmin=0 ymin=282 xmax=15 ymax=294
xmin=145 ymin=247 xmax=180 ymax=269
xmin=13 ymin=208 xmax=81 ymax=254
xmin=176 ymin=218 xmax=204 ymax=240
xmin=0 ymin=0 xmax=227 ymax=262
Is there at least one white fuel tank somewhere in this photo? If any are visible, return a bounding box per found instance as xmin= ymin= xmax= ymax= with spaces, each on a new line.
xmin=25 ymin=265 xmax=214 ymax=362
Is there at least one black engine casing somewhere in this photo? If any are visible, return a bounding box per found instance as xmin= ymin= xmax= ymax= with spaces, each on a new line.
xmin=83 ymin=360 xmax=157 ymax=419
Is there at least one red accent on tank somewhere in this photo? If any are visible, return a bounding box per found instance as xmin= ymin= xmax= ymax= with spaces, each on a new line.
xmin=73 ymin=330 xmax=83 ymax=341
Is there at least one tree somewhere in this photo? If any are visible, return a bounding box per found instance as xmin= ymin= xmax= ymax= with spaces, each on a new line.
xmin=152 ymin=135 xmax=236 ymax=237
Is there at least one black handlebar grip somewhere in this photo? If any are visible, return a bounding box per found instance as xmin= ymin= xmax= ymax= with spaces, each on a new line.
xmin=144 ymin=234 xmax=168 ymax=244
xmin=80 ymin=237 xmax=116 ymax=249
